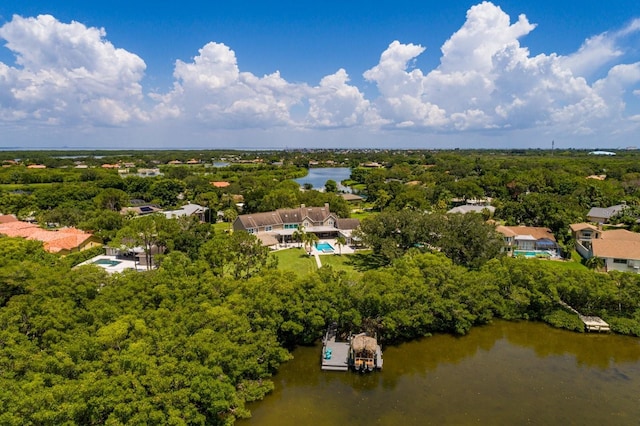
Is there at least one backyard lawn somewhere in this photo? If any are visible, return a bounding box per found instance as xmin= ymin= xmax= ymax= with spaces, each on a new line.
xmin=272 ymin=247 xmax=317 ymax=277
xmin=272 ymin=248 xmax=376 ymax=279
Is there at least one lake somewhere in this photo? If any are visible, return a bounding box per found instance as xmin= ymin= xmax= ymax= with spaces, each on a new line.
xmin=239 ymin=321 xmax=640 ymax=425
xmin=295 ymin=167 xmax=352 ymax=191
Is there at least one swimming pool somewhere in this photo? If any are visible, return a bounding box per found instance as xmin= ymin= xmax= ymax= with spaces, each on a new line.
xmin=513 ymin=250 xmax=552 ymax=258
xmin=315 ymin=242 xmax=335 ymax=252
xmin=93 ymin=259 xmax=122 ymax=267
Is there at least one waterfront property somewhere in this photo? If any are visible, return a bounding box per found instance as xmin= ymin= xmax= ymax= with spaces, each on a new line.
xmin=242 ymin=321 xmax=640 ymax=426
xmin=559 ymin=300 xmax=610 ymax=332
xmin=350 ymin=333 xmax=383 ymax=372
xmin=321 ymin=325 xmax=350 ymax=372
xmin=571 ymin=223 xmax=640 ymax=273
xmin=321 ymin=324 xmax=383 ymax=372
xmin=496 ymin=225 xmax=560 ymax=258
xmin=234 ymin=203 xmax=360 ymax=247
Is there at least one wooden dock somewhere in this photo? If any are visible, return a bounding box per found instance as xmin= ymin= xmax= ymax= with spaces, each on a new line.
xmin=579 ymin=315 xmax=610 ymax=332
xmin=321 ymin=325 xmax=350 ymax=371
xmin=320 ymin=324 xmax=384 ymax=372
xmin=321 ymin=337 xmax=350 ymax=371
xmin=559 ymin=300 xmax=610 ymax=332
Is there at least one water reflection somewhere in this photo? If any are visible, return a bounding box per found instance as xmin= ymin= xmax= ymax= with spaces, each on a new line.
xmin=240 ymin=321 xmax=640 ymax=425
xmin=294 ymin=167 xmax=352 ymax=191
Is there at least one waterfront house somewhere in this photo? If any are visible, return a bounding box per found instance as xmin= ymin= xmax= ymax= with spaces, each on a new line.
xmin=233 ymin=203 xmax=359 ymax=246
xmin=571 ymin=223 xmax=640 ymax=273
xmin=495 ymin=225 xmax=559 ymax=256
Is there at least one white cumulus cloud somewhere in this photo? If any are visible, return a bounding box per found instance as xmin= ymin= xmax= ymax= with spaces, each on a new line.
xmin=363 ymin=1 xmax=640 ymax=136
xmin=305 ymin=68 xmax=373 ymax=128
xmin=0 ymin=3 xmax=639 ymax=148
xmin=0 ymin=14 xmax=147 ymax=126
xmin=154 ymin=42 xmax=306 ymax=128
xmin=154 ymin=41 xmax=373 ymax=130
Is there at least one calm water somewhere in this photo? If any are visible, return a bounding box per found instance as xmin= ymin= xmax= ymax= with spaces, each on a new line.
xmin=239 ymin=321 xmax=640 ymax=425
xmin=294 ymin=167 xmax=352 ymax=191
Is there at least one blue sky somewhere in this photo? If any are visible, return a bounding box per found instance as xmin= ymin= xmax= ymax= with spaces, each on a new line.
xmin=0 ymin=1 xmax=639 ymax=150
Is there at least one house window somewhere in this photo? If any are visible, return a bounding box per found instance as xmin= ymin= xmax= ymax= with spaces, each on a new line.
xmin=284 ymin=224 xmax=298 ymax=229
xmin=582 ymin=231 xmax=592 ymax=239
xmin=265 ymin=226 xmax=272 ymax=232
xmin=247 ymin=228 xmax=256 ymax=234
xmin=328 ymin=219 xmax=334 ymax=226
xmin=303 ymin=221 xmax=309 ymax=227
xmin=613 ymin=258 xmax=627 ymax=264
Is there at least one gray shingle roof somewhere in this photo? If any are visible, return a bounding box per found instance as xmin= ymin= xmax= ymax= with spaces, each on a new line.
xmin=587 ymin=204 xmax=626 ymax=220
xmin=237 ymin=205 xmax=328 ymax=228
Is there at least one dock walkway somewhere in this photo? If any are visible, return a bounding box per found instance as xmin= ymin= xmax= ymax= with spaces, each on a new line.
xmin=321 ymin=325 xmax=350 ymax=371
xmin=559 ymin=300 xmax=610 ymax=332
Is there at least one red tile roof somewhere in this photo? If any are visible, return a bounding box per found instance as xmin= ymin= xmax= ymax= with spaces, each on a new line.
xmin=0 ymin=214 xmax=18 ymax=224
xmin=0 ymin=220 xmax=98 ymax=253
xmin=496 ymin=225 xmax=556 ymax=241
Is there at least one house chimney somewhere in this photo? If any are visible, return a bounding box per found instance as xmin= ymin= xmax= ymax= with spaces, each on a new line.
xmin=300 ymin=204 xmax=305 ymax=208
xmin=324 ymin=202 xmax=330 ymax=210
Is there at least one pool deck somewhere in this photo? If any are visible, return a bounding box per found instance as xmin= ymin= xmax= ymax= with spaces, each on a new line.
xmin=310 ymin=239 xmax=355 ymax=256
xmin=77 ymin=255 xmax=147 ymax=274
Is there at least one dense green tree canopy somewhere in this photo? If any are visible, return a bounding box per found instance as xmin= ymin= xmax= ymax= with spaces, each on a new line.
xmin=3 ymin=149 xmax=640 ymax=423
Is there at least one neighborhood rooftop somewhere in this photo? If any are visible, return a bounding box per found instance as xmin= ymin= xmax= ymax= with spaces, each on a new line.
xmin=0 ymin=216 xmax=100 ymax=254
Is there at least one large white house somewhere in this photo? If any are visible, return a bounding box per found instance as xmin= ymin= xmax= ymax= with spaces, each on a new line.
xmin=233 ymin=203 xmax=359 ymax=246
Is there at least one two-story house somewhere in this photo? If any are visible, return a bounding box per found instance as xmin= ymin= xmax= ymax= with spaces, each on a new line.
xmin=495 ymin=225 xmax=559 ymax=257
xmin=233 ymin=203 xmax=359 ymax=246
xmin=570 ymin=223 xmax=640 ymax=273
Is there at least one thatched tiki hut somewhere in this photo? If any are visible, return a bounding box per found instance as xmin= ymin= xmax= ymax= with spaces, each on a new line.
xmin=350 ymin=333 xmax=378 ymax=372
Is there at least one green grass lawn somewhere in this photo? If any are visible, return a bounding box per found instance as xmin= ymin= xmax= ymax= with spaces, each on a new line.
xmin=272 ymin=247 xmax=318 ymax=276
xmin=316 ymin=254 xmax=361 ymax=279
xmin=541 ymin=250 xmax=587 ymax=271
xmin=547 ymin=258 xmax=588 ymax=271
xmin=349 ymin=209 xmax=377 ymax=220
xmin=272 ymin=247 xmax=380 ymax=279
xmin=273 ymin=245 xmax=589 ymax=281
xmin=212 ymin=221 xmax=232 ymax=233
xmin=515 ymin=255 xmax=588 ymax=271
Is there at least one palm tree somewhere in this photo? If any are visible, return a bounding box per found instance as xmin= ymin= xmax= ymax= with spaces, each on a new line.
xmin=292 ymin=225 xmax=305 ymax=248
xmin=335 ymin=235 xmax=347 ymax=255
xmin=585 ymin=256 xmax=605 ymax=271
xmin=223 ymin=208 xmax=238 ymax=232
xmin=305 ymin=232 xmax=319 ymax=255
